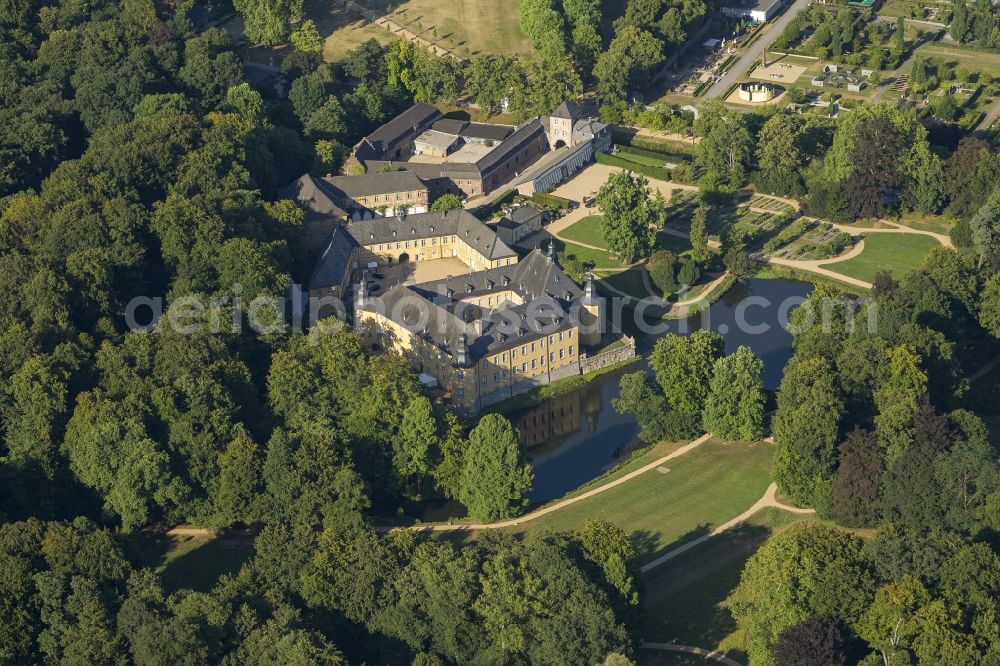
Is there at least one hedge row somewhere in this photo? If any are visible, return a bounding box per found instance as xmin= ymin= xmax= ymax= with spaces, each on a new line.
xmin=614 ymin=132 xmax=698 ymax=157
xmin=617 ymin=144 xmax=691 ymax=164
xmin=595 ymin=151 xmax=672 ymax=181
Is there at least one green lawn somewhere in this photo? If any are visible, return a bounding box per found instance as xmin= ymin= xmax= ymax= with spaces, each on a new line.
xmin=820 ymin=233 xmax=940 ymax=283
xmin=560 ymin=215 xmax=606 ymax=247
xmin=130 ymin=533 xmax=253 ymax=593
xmin=641 ymin=508 xmax=815 ymax=661
xmin=561 ymin=216 xmax=690 ymax=255
xmin=505 ymin=439 xmax=775 ymax=564
xmin=897 ymin=213 xmax=954 ymax=236
xmin=601 ymin=269 xmax=655 ymax=300
xmin=556 ymin=237 xmax=625 ymax=269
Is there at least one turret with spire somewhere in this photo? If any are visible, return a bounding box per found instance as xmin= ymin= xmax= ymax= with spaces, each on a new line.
xmin=547 ymin=238 xmax=558 ymax=267
xmin=579 ymin=270 xmax=604 ymax=347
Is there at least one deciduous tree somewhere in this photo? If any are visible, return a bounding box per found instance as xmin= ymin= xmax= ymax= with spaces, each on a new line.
xmin=702 ymin=346 xmax=765 ymax=441
xmin=595 ymin=170 xmax=663 ymax=263
xmin=458 ymin=415 xmax=533 ymax=522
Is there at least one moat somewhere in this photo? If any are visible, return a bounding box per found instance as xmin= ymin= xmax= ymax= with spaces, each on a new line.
xmin=521 ymin=277 xmax=814 ymax=501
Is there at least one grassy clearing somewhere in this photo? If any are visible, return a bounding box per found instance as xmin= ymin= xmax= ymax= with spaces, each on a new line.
xmin=897 ymin=213 xmax=954 ymax=236
xmin=377 ymin=0 xmax=533 ymax=58
xmin=601 ymin=269 xmax=655 ymax=300
xmin=130 ymin=532 xmax=253 ymax=593
xmin=919 ymin=43 xmax=1000 ymax=80
xmin=321 ymin=20 xmax=395 ymax=61
xmin=820 ymin=233 xmax=939 ymax=282
xmin=503 ymin=439 xmax=775 ymax=564
xmin=641 ymin=508 xmax=814 ymax=657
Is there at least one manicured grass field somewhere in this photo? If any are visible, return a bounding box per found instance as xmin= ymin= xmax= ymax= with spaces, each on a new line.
xmin=505 ymin=439 xmax=775 ymax=564
xmin=897 ymin=213 xmax=954 ymax=236
xmin=555 ymin=237 xmax=623 ymax=269
xmin=820 ymin=233 xmax=940 ymax=283
xmin=641 ymin=508 xmax=814 ymax=660
xmin=560 ymin=216 xmax=691 ymax=255
xmin=560 ymin=215 xmax=606 ymax=247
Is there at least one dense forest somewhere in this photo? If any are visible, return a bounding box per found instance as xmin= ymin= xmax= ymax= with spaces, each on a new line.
xmin=2 ymin=0 xmax=1000 ymax=663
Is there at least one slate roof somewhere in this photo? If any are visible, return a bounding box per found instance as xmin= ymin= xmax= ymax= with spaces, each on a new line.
xmin=307 ymin=225 xmax=358 ymax=291
xmin=476 ymin=118 xmax=546 ymax=178
xmin=430 ymin=119 xmax=468 ymax=135
xmin=355 ymin=103 xmax=442 ymax=160
xmin=361 ymin=250 xmax=580 ymax=363
xmin=461 ymin=122 xmax=514 ymax=142
xmin=346 ymin=210 xmax=517 ymax=260
xmin=550 ymin=100 xmax=580 ymax=120
xmin=281 ymin=174 xmax=348 ymax=218
xmin=323 ymin=171 xmax=426 ymax=199
xmin=509 ymin=206 xmax=544 ymax=225
xmin=430 ymin=119 xmax=513 ymax=142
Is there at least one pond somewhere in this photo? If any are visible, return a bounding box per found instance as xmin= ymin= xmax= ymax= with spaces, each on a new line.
xmin=519 ymin=277 xmax=813 ymax=502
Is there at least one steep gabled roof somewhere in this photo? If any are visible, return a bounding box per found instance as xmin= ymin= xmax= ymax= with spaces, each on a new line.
xmin=322 ymin=171 xmax=427 ymax=199
xmin=550 ymin=100 xmax=580 ymax=120
xmin=281 ymin=174 xmax=348 ymax=218
xmin=307 ymin=225 xmax=358 ymax=291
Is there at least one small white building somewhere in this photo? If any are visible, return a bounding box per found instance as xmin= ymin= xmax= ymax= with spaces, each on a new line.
xmin=721 ymin=0 xmax=785 ymax=23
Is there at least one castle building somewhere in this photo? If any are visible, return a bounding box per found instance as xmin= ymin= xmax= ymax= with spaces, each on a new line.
xmin=306 ymin=209 xmax=518 ymax=302
xmin=353 ymin=248 xmax=605 ymax=413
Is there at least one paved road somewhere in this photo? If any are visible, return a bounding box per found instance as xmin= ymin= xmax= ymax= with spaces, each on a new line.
xmin=703 ymin=0 xmax=813 ymax=99
xmin=977 ymin=97 xmax=1000 ymax=132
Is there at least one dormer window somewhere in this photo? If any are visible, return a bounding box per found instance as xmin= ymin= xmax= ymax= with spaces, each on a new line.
xmin=430 ymin=226 xmax=434 ymax=232
xmin=411 ymin=228 xmax=415 ymax=234
xmin=503 ymin=276 xmax=510 ymax=286
xmin=392 ymin=230 xmax=397 ymax=237
xmin=370 ymin=233 xmax=374 ymax=240
xmin=447 ymin=289 xmax=454 ymax=298
xmin=466 ymin=284 xmax=474 ymax=293
xmin=487 ymin=280 xmax=494 ymax=289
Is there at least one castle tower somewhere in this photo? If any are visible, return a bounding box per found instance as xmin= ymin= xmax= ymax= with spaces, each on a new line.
xmin=579 ymin=270 xmax=604 ymax=347
xmin=353 ymin=272 xmax=368 ymax=332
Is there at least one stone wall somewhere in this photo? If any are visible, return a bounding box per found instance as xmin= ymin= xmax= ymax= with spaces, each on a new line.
xmin=580 ymin=337 xmax=637 ymax=375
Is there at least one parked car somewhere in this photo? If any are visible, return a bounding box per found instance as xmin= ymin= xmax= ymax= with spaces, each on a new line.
xmin=371 ymin=272 xmax=385 ymax=279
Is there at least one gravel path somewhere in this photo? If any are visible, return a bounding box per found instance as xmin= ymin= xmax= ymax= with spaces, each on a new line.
xmin=640 ymin=482 xmax=815 ymax=573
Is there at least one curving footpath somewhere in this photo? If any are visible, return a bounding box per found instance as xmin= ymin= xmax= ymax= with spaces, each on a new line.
xmin=768 ymin=238 xmax=872 ymax=289
xmin=640 ymin=642 xmax=742 ymax=666
xmin=397 ymin=434 xmax=714 ymax=532
xmin=640 ymin=482 xmax=814 ymax=573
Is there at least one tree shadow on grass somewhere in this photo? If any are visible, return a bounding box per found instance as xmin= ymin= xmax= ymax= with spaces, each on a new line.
xmin=641 ymin=522 xmax=774 ymax=656
xmin=631 ymin=524 xmax=711 ymax=564
xmin=160 ymin=540 xmax=254 ymax=593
